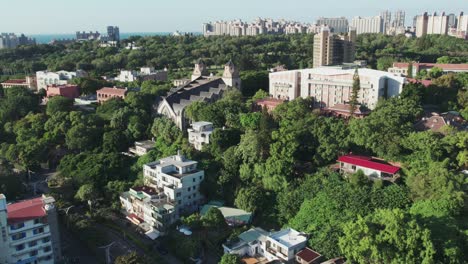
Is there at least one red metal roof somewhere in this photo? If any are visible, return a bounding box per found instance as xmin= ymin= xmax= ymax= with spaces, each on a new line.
xmin=7 ymin=197 xmax=46 ymax=224
xmin=296 ymin=247 xmax=322 ymax=263
xmin=406 ymin=78 xmax=432 ymax=87
xmin=2 ymin=79 xmax=26 ymax=84
xmin=338 ymin=154 xmax=400 ymax=174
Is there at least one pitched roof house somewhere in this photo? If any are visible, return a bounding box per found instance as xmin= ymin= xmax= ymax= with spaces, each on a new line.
xmin=337 ymin=154 xmax=401 ymax=181
xmin=156 ymin=59 xmax=241 ymax=129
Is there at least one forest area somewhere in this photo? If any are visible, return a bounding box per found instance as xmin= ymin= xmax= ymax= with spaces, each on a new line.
xmin=0 ymin=33 xmax=468 ymax=263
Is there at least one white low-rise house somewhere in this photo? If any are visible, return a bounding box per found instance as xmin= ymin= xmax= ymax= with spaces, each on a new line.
xmin=264 ymin=228 xmax=308 ymax=262
xmin=143 ymin=152 xmax=204 ymax=216
xmin=129 ymin=140 xmax=155 ymax=156
xmin=338 ymin=154 xmax=401 ymax=181
xmin=269 ymin=66 xmax=405 ymax=110
xmin=117 ymin=70 xmax=139 ymax=82
xmin=139 ymin=67 xmax=168 ymax=82
xmin=0 ymin=194 xmax=61 ymax=264
xmin=188 ymin=122 xmax=214 ymax=151
xmin=120 ymin=186 xmax=175 ymax=237
xmin=116 ymin=67 xmax=168 ymax=83
xmin=223 ymin=227 xmax=308 ymax=263
xmin=36 ymin=70 xmax=87 ymax=91
xmin=223 ymin=228 xmax=269 ymax=257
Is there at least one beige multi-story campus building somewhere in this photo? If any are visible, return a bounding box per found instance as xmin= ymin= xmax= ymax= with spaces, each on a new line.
xmin=269 ymin=66 xmax=405 ymax=110
xmin=313 ymin=26 xmax=356 ymax=68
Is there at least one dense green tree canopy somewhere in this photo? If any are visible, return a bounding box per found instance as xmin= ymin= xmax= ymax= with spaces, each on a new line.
xmin=339 ymin=209 xmax=436 ymax=264
xmin=46 ymin=96 xmax=74 ymax=116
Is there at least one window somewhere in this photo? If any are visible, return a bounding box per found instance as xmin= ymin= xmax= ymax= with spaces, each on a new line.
xmin=10 ymin=223 xmax=25 ymax=230
xmin=29 ymin=241 xmax=37 ymax=247
xmin=16 ymin=244 xmax=25 ymax=251
xmin=193 ymin=178 xmax=196 ymax=183
xmin=188 ymin=187 xmax=191 ymax=192
xmin=178 ymin=200 xmax=181 ymax=205
xmin=42 ymin=237 xmax=51 ymax=243
xmin=30 ymin=250 xmax=38 ymax=256
xmin=199 ymin=176 xmax=203 ymax=180
xmin=176 ymin=192 xmax=181 ymax=197
xmin=12 ymin=232 xmax=26 ymax=240
xmin=33 ymin=228 xmax=44 ymax=235
xmin=34 ymin=218 xmax=40 ymax=224
xmin=43 ymin=246 xmax=51 ymax=252
xmin=351 ymin=165 xmax=356 ymax=170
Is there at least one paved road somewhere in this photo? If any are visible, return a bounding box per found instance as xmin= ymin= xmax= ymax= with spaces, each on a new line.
xmin=26 ymin=168 xmax=58 ymax=196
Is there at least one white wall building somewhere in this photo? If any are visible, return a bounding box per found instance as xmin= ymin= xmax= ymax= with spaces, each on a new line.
xmin=427 ymin=12 xmax=449 ymax=35
xmin=416 ymin=12 xmax=450 ymax=37
xmin=263 ymin=228 xmax=308 ymax=262
xmin=36 ymin=70 xmax=86 ymax=91
xmin=223 ymin=227 xmax=308 ymax=263
xmin=338 ymin=154 xmax=401 ymax=181
xmin=120 ymin=186 xmax=175 ymax=237
xmin=117 ymin=70 xmax=138 ymax=82
xmin=0 ymin=194 xmax=61 ymax=264
xmin=117 ymin=68 xmax=168 ymax=82
xmin=269 ymin=70 xmax=302 ymax=101
xmin=143 ymin=153 xmax=204 ymax=216
xmin=457 ymin=12 xmax=468 ymax=37
xmin=315 ymin=17 xmax=349 ymax=33
xmin=128 ymin=140 xmax=155 ymax=156
xmin=351 ymin=16 xmax=383 ymax=34
xmin=269 ymin=67 xmax=405 ymax=110
xmin=188 ymin=122 xmax=213 ymax=151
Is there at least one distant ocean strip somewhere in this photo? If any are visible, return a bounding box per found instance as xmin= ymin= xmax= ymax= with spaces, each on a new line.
xmin=30 ymin=32 xmax=200 ymax=44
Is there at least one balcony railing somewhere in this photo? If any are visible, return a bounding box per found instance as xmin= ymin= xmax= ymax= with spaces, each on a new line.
xmin=266 ymin=247 xmax=288 ymax=260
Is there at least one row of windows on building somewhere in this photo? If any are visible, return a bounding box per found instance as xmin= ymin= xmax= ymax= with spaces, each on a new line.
xmin=41 ymin=79 xmax=60 ymax=84
xmin=15 ymin=236 xmax=51 ymax=251
xmin=97 ymin=93 xmax=123 ymax=98
xmin=10 ymin=218 xmax=47 ymax=231
xmin=11 ymin=227 xmax=45 ymax=241
xmin=17 ymin=253 xmax=52 ymax=263
xmin=160 ymin=174 xmax=203 ymax=185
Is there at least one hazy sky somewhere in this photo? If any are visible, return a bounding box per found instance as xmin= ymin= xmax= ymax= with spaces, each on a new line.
xmin=0 ymin=0 xmax=465 ymax=34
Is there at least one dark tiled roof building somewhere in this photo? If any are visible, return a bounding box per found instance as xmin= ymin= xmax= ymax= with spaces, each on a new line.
xmin=156 ymin=59 xmax=241 ymax=129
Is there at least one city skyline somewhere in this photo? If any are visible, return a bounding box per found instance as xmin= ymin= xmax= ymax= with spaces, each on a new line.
xmin=0 ymin=0 xmax=466 ymax=34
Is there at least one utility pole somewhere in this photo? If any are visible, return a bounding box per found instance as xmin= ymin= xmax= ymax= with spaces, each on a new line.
xmin=99 ymin=242 xmax=115 ymax=264
xmin=33 ymin=180 xmax=47 ymax=195
xmin=59 ymin=205 xmax=75 ymax=228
